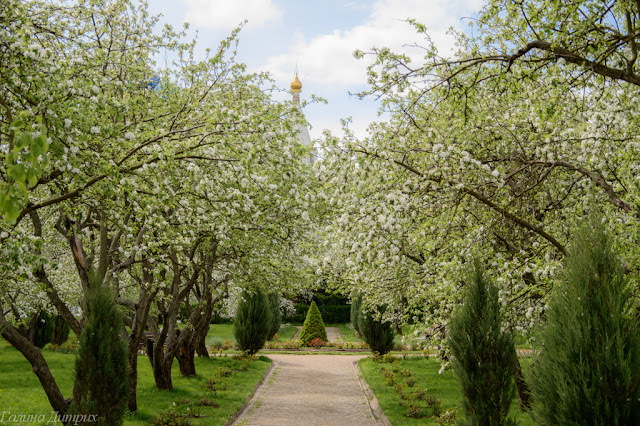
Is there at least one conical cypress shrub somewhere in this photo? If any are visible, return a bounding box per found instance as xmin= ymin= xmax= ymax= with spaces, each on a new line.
xmin=234 ymin=290 xmax=272 ymax=355
xmin=33 ymin=310 xmax=54 ymax=348
xmin=529 ymin=214 xmax=640 ymax=425
xmin=69 ymin=278 xmax=128 ymax=425
xmin=266 ymin=293 xmax=281 ymax=340
xmin=358 ymin=305 xmax=394 ymax=355
xmin=51 ymin=315 xmax=71 ymax=345
xmin=447 ymin=260 xmax=516 ymax=426
xmin=299 ymin=301 xmax=327 ymax=346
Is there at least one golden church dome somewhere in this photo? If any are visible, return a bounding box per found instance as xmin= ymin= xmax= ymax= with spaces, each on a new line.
xmin=290 ymin=73 xmax=302 ymax=92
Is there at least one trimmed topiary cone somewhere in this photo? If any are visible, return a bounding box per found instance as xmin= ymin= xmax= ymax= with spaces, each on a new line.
xmin=299 ymin=301 xmax=327 ymax=346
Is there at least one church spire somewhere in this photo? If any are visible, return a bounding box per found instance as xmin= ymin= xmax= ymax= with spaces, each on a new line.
xmin=289 ymin=72 xmax=313 ymax=163
xmin=291 ymin=73 xmax=302 ymax=105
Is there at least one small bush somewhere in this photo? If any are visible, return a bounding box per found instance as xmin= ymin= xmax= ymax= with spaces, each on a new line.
xmin=151 ymin=411 xmax=191 ymax=426
xmin=210 ymin=337 xmax=224 ymax=350
xmin=51 ymin=315 xmax=70 ymax=345
xmin=307 ymin=338 xmax=327 ymax=348
xmin=33 ymin=310 xmax=54 ymax=348
xmin=197 ymin=398 xmax=218 ymax=408
xmin=151 ymin=399 xmax=198 ymax=426
xmin=281 ymin=340 xmax=302 ymax=349
xmin=205 ymin=377 xmax=227 ymax=393
xmin=299 ymin=301 xmax=327 ymax=346
xmin=358 ymin=307 xmax=395 ymax=355
xmin=434 ymin=408 xmax=458 ymax=425
xmin=372 ymin=353 xmax=398 ymax=363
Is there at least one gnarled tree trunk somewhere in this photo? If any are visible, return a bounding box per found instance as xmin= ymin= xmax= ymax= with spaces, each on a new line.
xmin=177 ymin=338 xmax=196 ymax=377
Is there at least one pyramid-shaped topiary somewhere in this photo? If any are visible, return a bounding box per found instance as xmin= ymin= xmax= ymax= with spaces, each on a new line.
xmin=299 ymin=301 xmax=327 ymax=346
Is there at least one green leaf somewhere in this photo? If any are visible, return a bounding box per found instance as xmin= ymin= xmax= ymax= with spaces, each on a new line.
xmin=8 ymin=163 xmax=25 ymax=182
xmin=26 ymin=168 xmax=38 ymax=187
xmin=9 ymin=119 xmax=24 ymax=130
xmin=15 ymin=132 xmax=31 ymax=150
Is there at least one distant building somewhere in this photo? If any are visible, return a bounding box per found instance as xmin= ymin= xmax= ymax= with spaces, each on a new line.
xmin=290 ymin=73 xmax=314 ymax=164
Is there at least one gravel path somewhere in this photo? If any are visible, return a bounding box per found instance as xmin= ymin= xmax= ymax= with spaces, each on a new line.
xmin=233 ymin=355 xmax=379 ymax=426
xmin=325 ymin=326 xmax=342 ymax=343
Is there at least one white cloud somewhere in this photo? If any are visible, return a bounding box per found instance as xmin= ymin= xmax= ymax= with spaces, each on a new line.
xmin=184 ymin=0 xmax=282 ymax=31
xmin=262 ymin=0 xmax=482 ymax=86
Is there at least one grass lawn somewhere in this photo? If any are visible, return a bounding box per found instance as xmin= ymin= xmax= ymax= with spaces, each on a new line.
xmin=206 ymin=323 xmax=298 ymax=346
xmin=206 ymin=324 xmax=235 ymax=345
xmin=0 ymin=343 xmax=271 ymax=425
xmin=359 ymin=356 xmax=535 ymax=425
xmin=273 ymin=324 xmax=297 ymax=341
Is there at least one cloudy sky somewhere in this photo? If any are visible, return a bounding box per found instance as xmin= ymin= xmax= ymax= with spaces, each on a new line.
xmin=147 ymin=0 xmax=484 ymax=139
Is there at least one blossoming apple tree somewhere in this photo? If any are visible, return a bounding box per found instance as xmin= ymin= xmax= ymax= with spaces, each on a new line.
xmin=0 ymin=0 xmax=316 ymax=418
xmin=320 ymin=0 xmax=640 ymax=341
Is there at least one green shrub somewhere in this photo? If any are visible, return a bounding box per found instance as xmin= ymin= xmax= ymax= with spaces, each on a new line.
xmin=33 ymin=310 xmax=54 ymax=348
xmin=233 ymin=290 xmax=272 ymax=355
xmin=68 ymin=278 xmax=128 ymax=426
xmin=151 ymin=399 xmax=198 ymax=426
xmin=299 ymin=301 xmax=327 ymax=346
xmin=51 ymin=315 xmax=70 ymax=345
xmin=447 ymin=259 xmax=516 ymax=426
xmin=266 ymin=293 xmax=281 ymax=340
xmin=372 ymin=352 xmax=397 ymax=364
xmin=210 ymin=337 xmax=224 ymax=350
xmin=358 ymin=306 xmax=394 ymax=355
xmin=307 ymin=337 xmax=327 ymax=348
xmin=529 ymin=215 xmax=640 ymax=425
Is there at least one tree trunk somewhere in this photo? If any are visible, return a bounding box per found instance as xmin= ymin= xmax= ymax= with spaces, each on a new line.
xmin=177 ymin=340 xmax=196 ymax=377
xmin=513 ymin=349 xmax=533 ymax=410
xmin=123 ymin=286 xmax=155 ymax=412
xmin=194 ymin=313 xmax=211 ymax=358
xmin=0 ymin=317 xmax=71 ymax=421
xmin=152 ymin=358 xmax=173 ymax=390
xmin=146 ymin=339 xmax=154 ymax=366
xmin=126 ymin=346 xmax=139 ymax=412
xmin=196 ymin=332 xmax=209 ymax=358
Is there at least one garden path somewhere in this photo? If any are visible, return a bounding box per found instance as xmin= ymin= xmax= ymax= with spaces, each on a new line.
xmin=326 ymin=326 xmax=342 ymax=343
xmin=233 ymin=354 xmax=380 ymax=425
